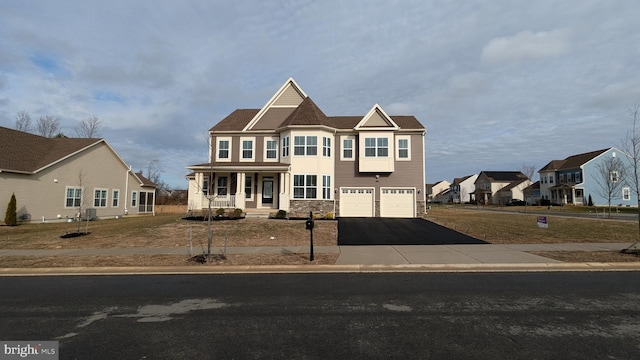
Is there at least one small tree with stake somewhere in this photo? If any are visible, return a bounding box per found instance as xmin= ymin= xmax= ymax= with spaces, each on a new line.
xmin=4 ymin=193 xmax=17 ymax=226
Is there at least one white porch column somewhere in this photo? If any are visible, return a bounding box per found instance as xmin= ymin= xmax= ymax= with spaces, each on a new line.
xmin=280 ymin=172 xmax=290 ymax=211
xmin=235 ymin=172 xmax=246 ymax=210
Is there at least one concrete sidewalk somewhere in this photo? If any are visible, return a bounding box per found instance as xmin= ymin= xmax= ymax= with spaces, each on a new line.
xmin=0 ymin=243 xmax=634 ymax=265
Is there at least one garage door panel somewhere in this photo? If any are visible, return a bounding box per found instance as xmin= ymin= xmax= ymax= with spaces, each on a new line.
xmin=340 ymin=188 xmax=374 ymax=217
xmin=380 ymin=188 xmax=415 ymax=218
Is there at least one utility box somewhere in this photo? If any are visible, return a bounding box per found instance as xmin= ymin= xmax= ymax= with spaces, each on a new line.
xmin=85 ymin=208 xmax=97 ymax=220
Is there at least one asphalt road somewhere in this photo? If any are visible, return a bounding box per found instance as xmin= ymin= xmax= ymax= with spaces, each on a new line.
xmin=338 ymin=217 xmax=487 ymax=245
xmin=2 ymin=273 xmax=640 ymax=359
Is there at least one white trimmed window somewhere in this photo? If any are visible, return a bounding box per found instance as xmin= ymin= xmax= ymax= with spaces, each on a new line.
xmin=65 ymin=187 xmax=82 ymax=208
xmin=241 ymin=139 xmax=254 ymax=160
xmin=623 ymin=187 xmax=631 ymax=201
xmin=364 ymin=137 xmax=388 ymax=157
xmin=282 ymin=136 xmax=290 ymax=157
xmin=294 ymin=136 xmax=317 ymax=156
xmin=293 ymin=174 xmax=317 ymax=199
xmin=94 ymin=189 xmax=108 ymax=207
xmin=265 ymin=139 xmax=278 ymax=160
xmin=322 ymin=175 xmax=331 ymax=200
xmin=610 ymin=171 xmax=619 ymax=182
xmin=217 ymin=176 xmax=228 ymax=196
xmin=217 ymin=139 xmax=230 ymax=160
xmin=131 ymin=191 xmax=138 ymax=207
xmin=342 ymin=137 xmax=354 ymax=160
xmin=397 ymin=137 xmax=410 ymax=160
xmin=322 ymin=137 xmax=331 ymax=157
xmin=112 ymin=189 xmax=120 ymax=207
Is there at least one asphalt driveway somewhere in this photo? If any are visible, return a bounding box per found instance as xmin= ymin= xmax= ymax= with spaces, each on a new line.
xmin=337 ymin=218 xmax=487 ymax=246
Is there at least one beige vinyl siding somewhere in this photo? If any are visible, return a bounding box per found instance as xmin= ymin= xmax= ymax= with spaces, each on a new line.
xmin=362 ymin=110 xmax=390 ymax=127
xmin=1 ymin=142 xmax=151 ymax=222
xmin=273 ymin=86 xmax=305 ymax=107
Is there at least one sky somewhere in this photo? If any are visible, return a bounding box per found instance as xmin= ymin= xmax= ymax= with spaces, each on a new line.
xmin=1 ymin=0 xmax=640 ymax=189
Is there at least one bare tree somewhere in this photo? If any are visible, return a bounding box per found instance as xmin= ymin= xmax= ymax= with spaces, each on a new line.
xmin=145 ymin=160 xmax=169 ymax=193
xmin=592 ymin=154 xmax=627 ymax=218
xmin=36 ymin=115 xmax=60 ymax=138
xmin=519 ymin=164 xmax=537 ymax=181
xmin=75 ymin=114 xmax=102 ymax=138
xmin=15 ymin=111 xmax=32 ymax=133
xmin=620 ymin=105 xmax=640 ymax=251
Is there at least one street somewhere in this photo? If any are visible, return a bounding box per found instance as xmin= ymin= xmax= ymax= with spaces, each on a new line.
xmin=1 ymin=272 xmax=640 ymax=359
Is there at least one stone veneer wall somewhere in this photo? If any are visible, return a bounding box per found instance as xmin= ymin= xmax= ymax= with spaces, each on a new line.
xmin=288 ymin=200 xmax=335 ymax=218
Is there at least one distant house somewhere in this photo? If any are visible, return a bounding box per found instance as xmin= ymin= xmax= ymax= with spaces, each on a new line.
xmin=426 ymin=180 xmax=451 ymax=203
xmin=449 ymin=174 xmax=478 ymax=204
xmin=0 ymin=126 xmax=156 ymax=223
xmin=186 ymin=78 xmax=426 ymax=218
xmin=523 ymin=181 xmax=541 ymax=205
xmin=474 ymin=171 xmax=531 ymax=205
xmin=539 ymin=148 xmax=638 ymax=206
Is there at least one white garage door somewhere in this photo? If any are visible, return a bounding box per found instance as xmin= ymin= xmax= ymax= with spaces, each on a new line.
xmin=340 ymin=188 xmax=374 ymax=217
xmin=380 ymin=188 xmax=415 ymax=218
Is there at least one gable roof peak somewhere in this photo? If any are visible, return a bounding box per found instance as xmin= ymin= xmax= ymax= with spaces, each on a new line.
xmin=354 ymin=104 xmax=399 ymax=130
xmin=243 ymin=78 xmax=308 ymax=131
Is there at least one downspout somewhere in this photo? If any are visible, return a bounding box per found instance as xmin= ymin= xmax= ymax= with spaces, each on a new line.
xmin=124 ymin=166 xmax=130 ymax=215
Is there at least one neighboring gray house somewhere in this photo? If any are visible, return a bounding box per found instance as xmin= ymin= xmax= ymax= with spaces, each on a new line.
xmin=187 ymin=78 xmax=427 ymax=218
xmin=0 ymin=126 xmax=156 ymax=223
xmin=523 ymin=181 xmax=541 ymax=205
xmin=539 ymin=148 xmax=638 ymax=206
xmin=474 ymin=171 xmax=531 ymax=205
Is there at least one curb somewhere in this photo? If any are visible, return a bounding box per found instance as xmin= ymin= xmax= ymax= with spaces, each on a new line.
xmin=1 ymin=262 xmax=640 ymax=276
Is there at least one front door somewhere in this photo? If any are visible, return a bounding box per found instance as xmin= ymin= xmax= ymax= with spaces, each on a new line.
xmin=262 ymin=177 xmax=273 ymax=204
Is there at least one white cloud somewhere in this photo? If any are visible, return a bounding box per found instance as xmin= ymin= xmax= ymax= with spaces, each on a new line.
xmin=481 ymin=29 xmax=570 ymax=64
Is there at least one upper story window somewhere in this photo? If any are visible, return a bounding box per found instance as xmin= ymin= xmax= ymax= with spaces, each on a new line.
xmin=241 ymin=139 xmax=254 ymax=160
xmin=294 ymin=136 xmax=317 ymax=156
xmin=282 ymin=136 xmax=290 ymax=157
xmin=396 ymin=137 xmax=410 ymax=160
xmin=575 ymin=171 xmax=582 ymax=183
xmin=549 ymin=175 xmax=554 ymax=184
xmin=218 ymin=140 xmax=230 ymax=159
xmin=623 ymin=187 xmax=631 ymax=201
xmin=322 ymin=137 xmax=331 ymax=157
xmin=364 ymin=137 xmax=388 ymax=157
xmin=342 ymin=138 xmax=353 ymax=159
xmin=610 ymin=171 xmax=619 ymax=182
xmin=265 ymin=139 xmax=278 ymax=160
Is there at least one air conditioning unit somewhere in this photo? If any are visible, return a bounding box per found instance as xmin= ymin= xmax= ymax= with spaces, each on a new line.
xmin=85 ymin=208 xmax=97 ymax=220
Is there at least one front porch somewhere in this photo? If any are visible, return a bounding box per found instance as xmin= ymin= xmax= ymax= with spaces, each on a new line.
xmin=549 ymin=184 xmax=584 ymax=205
xmin=187 ymin=163 xmax=292 ymax=214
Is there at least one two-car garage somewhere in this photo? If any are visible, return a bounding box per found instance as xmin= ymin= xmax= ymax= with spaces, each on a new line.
xmin=339 ymin=187 xmax=416 ymax=218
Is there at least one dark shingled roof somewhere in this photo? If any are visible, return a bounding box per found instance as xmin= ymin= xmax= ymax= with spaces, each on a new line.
xmin=208 ymin=97 xmax=424 ymax=132
xmin=0 ymin=126 xmax=101 ymax=173
xmin=480 ymin=171 xmax=528 ymax=182
xmin=539 ymin=149 xmax=609 ymax=172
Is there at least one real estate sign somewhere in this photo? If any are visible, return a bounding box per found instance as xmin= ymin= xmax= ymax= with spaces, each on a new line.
xmin=537 ymin=216 xmax=548 ymax=229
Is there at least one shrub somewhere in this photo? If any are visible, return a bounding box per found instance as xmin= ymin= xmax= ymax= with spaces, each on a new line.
xmin=4 ymin=193 xmax=17 ymax=226
xmin=232 ymin=208 xmax=243 ymax=218
xmin=325 ymin=212 xmax=334 ymax=219
xmin=216 ymin=208 xmax=225 ymax=217
xmin=275 ymin=210 xmax=287 ymax=219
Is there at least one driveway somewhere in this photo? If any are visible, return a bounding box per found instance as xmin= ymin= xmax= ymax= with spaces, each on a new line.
xmin=337 ymin=218 xmax=487 ymax=245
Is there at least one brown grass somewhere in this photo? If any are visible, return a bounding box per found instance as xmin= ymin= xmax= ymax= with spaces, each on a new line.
xmin=426 ymin=207 xmax=638 ymax=244
xmin=0 ymin=214 xmax=337 ymax=249
xmin=0 ymin=253 xmax=339 ymax=267
xmin=530 ymin=251 xmax=640 ymax=263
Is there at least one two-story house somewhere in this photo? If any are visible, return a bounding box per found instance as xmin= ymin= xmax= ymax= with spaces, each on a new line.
xmin=539 ymin=148 xmax=638 ymax=206
xmin=186 ymin=78 xmax=426 ymax=218
xmin=449 ymin=174 xmax=478 ymax=204
xmin=474 ymin=171 xmax=531 ymax=205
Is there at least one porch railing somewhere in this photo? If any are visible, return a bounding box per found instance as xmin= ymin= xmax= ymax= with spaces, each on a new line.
xmin=207 ymin=195 xmax=236 ymax=209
